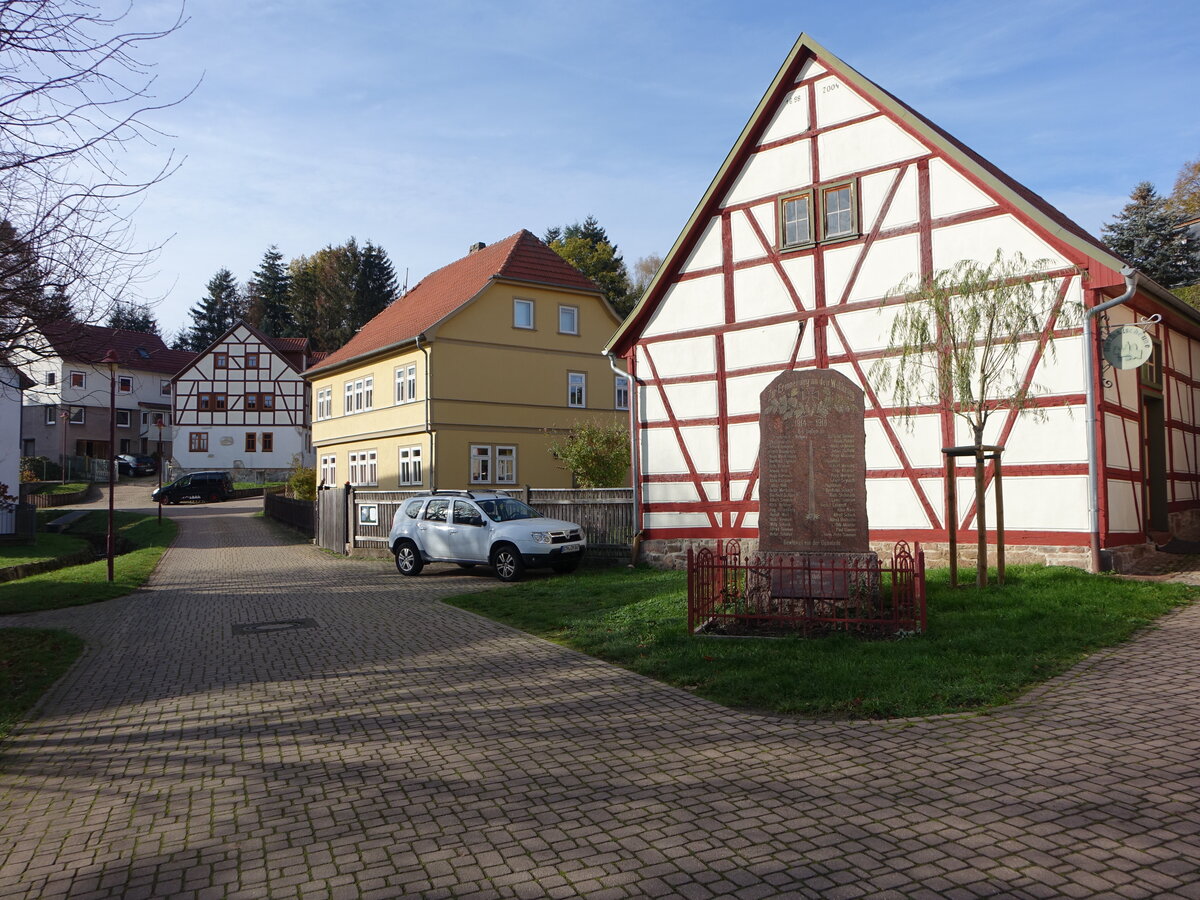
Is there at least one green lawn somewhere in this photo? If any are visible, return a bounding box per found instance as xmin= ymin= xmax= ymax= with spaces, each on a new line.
xmin=444 ymin=565 xmax=1196 ymax=719
xmin=0 ymin=629 xmax=85 ymax=740
xmin=24 ymin=482 xmax=88 ymax=495
xmin=0 ymin=511 xmax=177 ymax=615
xmin=0 ymin=533 xmax=90 ymax=569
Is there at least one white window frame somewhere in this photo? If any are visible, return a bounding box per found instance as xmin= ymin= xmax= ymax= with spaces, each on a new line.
xmin=513 ymin=298 xmax=534 ymax=330
xmin=117 ymin=375 xmax=133 ymax=393
xmin=44 ymin=405 xmax=57 ymax=425
xmin=568 ymin=372 xmax=586 ymax=408
xmin=68 ymin=406 xmax=85 ymax=424
xmin=320 ymin=455 xmax=337 ymax=486
xmin=496 ymin=445 xmax=517 ymax=484
xmin=615 ymin=376 xmax=630 ymax=411
xmin=348 ymin=449 xmax=378 ymax=486
xmin=69 ymin=370 xmax=86 ymax=389
xmin=406 ymin=365 xmax=416 ymax=402
xmin=363 ymin=375 xmax=373 ymax=410
xmin=116 ymin=409 xmax=131 ymax=428
xmin=395 ymin=367 xmax=407 ymax=404
xmin=44 ymin=372 xmax=56 ymax=386
xmin=398 ymin=446 xmax=423 ymax=486
xmin=316 ymin=387 xmax=331 ymax=420
xmin=160 ymin=379 xmax=172 ymax=397
xmin=558 ymin=305 xmax=579 ymax=335
xmin=344 ymin=381 xmax=354 ymax=415
xmin=470 ymin=445 xmax=492 ymax=484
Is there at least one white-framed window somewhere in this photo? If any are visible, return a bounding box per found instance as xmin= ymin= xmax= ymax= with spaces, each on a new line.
xmin=568 ymin=372 xmax=586 ymax=408
xmin=496 ymin=446 xmax=517 ymax=484
xmin=320 ymin=454 xmax=337 ymax=486
xmin=348 ymin=449 xmax=377 ymax=486
xmin=407 ymin=365 xmax=417 ymax=402
xmin=780 ymin=191 xmax=813 ymax=248
xmin=316 ymin=387 xmax=332 ymax=420
xmin=116 ymin=409 xmax=131 ymax=428
xmin=44 ymin=405 xmax=57 ymax=425
xmin=117 ymin=375 xmax=133 ymax=393
xmin=160 ymin=379 xmax=172 ymax=397
xmin=821 ymin=181 xmax=857 ymax=240
xmin=615 ymin=376 xmax=630 ymax=411
xmin=395 ymin=367 xmax=407 ymax=403
xmin=398 ymin=446 xmax=423 ymax=485
xmin=69 ymin=370 xmax=86 ymax=389
xmin=363 ymin=375 xmax=373 ymax=410
xmin=558 ymin=305 xmax=579 ymax=335
xmin=513 ymin=298 xmax=534 ymax=330
xmin=344 ymin=381 xmax=354 ymax=414
xmin=44 ymin=372 xmax=56 ymax=386
xmin=68 ymin=406 xmax=84 ymax=424
xmin=470 ymin=445 xmax=492 ymax=483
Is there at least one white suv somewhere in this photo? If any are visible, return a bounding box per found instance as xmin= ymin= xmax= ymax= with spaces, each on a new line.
xmin=388 ymin=491 xmax=586 ymax=582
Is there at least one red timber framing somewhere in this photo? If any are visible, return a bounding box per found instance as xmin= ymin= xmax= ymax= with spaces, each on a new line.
xmin=608 ymin=34 xmax=1200 ymax=557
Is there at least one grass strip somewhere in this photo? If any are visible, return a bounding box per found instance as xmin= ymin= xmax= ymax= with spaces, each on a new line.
xmin=24 ymin=482 xmax=89 ymax=496
xmin=0 ymin=533 xmax=90 ymax=569
xmin=444 ymin=564 xmax=1195 ymax=719
xmin=0 ymin=629 xmax=85 ymax=740
xmin=0 ymin=511 xmax=177 ymax=615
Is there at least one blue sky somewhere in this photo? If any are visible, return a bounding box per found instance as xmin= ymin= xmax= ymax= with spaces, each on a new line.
xmin=119 ymin=0 xmax=1199 ymax=338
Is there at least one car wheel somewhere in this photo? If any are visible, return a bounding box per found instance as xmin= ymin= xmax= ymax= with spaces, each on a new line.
xmin=491 ymin=544 xmax=525 ymax=582
xmin=207 ymin=491 xmax=219 ymax=503
xmin=456 ymin=563 xmax=476 ymax=570
xmin=394 ymin=540 xmax=424 ymax=576
xmin=552 ymin=555 xmax=582 ymax=574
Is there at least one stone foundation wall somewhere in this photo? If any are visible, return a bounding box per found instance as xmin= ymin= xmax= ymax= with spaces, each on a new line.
xmin=638 ymin=536 xmax=1094 ymax=572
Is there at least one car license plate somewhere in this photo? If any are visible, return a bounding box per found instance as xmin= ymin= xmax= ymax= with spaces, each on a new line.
xmin=562 ymin=545 xmax=580 ymax=553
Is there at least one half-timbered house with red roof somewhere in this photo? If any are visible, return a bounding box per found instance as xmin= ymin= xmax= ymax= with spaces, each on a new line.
xmin=172 ymin=321 xmax=315 ymax=479
xmin=605 ymin=34 xmax=1200 ymax=572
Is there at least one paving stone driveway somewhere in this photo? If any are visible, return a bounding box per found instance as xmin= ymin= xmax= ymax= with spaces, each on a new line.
xmin=2 ymin=500 xmax=1200 ymax=899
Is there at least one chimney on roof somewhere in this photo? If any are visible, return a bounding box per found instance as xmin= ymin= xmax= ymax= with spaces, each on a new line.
xmin=469 ymin=241 xmax=486 ymax=253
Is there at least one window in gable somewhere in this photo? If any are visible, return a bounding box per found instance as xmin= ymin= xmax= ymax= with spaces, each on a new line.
xmin=780 ymin=191 xmax=813 ymax=249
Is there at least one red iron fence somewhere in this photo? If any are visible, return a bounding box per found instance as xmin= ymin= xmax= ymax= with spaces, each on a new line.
xmin=688 ymin=540 xmax=926 ymax=637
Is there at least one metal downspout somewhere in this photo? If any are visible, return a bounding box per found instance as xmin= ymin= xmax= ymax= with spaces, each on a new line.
xmin=417 ymin=333 xmax=434 ymax=491
xmin=607 ymin=352 xmax=640 ymax=551
xmin=1085 ymin=266 xmax=1138 ymax=572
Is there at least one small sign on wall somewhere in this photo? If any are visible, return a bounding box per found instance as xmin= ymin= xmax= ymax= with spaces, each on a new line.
xmin=1102 ymin=325 xmax=1154 ymax=370
xmin=358 ymin=504 xmax=378 ymax=527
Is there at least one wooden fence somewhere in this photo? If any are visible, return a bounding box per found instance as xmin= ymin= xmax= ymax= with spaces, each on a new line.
xmin=264 ymin=493 xmax=315 ymax=537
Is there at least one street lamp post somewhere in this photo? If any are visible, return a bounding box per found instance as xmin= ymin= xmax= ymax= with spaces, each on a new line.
xmin=102 ymin=349 xmax=119 ymax=583
xmin=156 ymin=419 xmax=164 ymax=524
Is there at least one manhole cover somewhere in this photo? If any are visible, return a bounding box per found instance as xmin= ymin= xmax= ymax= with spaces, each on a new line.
xmin=232 ymin=618 xmax=317 ymax=635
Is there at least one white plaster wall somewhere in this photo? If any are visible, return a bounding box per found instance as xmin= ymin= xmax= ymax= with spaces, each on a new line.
xmin=679 ymin=425 xmax=721 ymax=471
xmin=833 ymin=302 xmax=906 ymax=354
xmin=641 ymin=276 xmax=724 ymax=339
xmin=824 ymin=232 xmax=920 ymax=306
xmin=860 ymin=165 xmax=919 ymax=231
xmin=891 ymin=414 xmax=944 ymax=469
xmin=1000 ymin=407 xmax=1087 ymax=464
xmin=864 ymin=419 xmax=900 ymax=469
xmin=929 ymin=158 xmax=997 ymax=218
xmin=680 ymin=217 xmax=723 ymax=274
xmin=777 ymin=255 xmax=816 ymax=307
xmin=931 ymin=216 xmax=1065 ymax=271
xmin=983 ymin=475 xmax=1089 ymax=531
xmin=758 ymin=86 xmax=809 ymax=144
xmin=1104 ymin=414 xmax=1138 ymax=471
xmin=726 ymin=421 xmax=759 ymax=472
xmin=645 ymin=512 xmax=711 ymax=530
xmin=731 ymin=206 xmax=773 ymax=262
xmin=638 ymin=335 xmax=716 ymax=380
xmin=640 ymin=427 xmax=688 ymax=475
xmin=866 ymin=478 xmax=929 ymax=529
xmin=724 ymin=321 xmax=801 ymax=371
xmin=1106 ymin=478 xmax=1141 ymax=533
xmin=643 ymin=481 xmax=700 ymax=504
xmin=174 ymin=424 xmax=307 ymax=472
xmin=660 ymin=381 xmax=718 ymax=419
xmin=727 ymin=370 xmax=786 ymax=416
xmin=731 ymin=263 xmax=794 ymax=323
xmin=724 ymin=140 xmax=812 ymax=206
xmin=796 ymin=59 xmax=827 ymax=81
xmin=818 ymin=117 xmax=927 ymax=182
xmin=813 ymin=77 xmax=875 ymax=128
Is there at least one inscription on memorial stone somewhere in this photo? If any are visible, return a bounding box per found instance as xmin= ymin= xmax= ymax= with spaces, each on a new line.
xmin=758 ymin=370 xmax=869 ymax=553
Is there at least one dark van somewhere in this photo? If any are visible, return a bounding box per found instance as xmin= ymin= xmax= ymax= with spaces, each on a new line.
xmin=152 ymin=471 xmax=234 ymax=504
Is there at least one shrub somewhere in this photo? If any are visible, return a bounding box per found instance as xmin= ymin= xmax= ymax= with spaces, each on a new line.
xmin=289 ymin=465 xmax=317 ymax=501
xmin=20 ymin=456 xmax=62 ymax=482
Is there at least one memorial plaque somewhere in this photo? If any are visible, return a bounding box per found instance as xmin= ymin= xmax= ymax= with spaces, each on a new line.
xmin=758 ymin=369 xmax=870 ymax=553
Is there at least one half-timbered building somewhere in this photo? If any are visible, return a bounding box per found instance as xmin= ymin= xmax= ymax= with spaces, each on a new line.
xmin=605 ymin=34 xmax=1200 ymax=571
xmin=172 ymin=322 xmax=315 ymax=479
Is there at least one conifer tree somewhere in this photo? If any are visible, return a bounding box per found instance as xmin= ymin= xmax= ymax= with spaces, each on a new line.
xmin=1101 ymin=182 xmax=1200 ymax=288
xmin=106 ymin=301 xmax=160 ymax=335
xmin=544 ymin=216 xmax=636 ymax=315
xmin=181 ymin=268 xmax=244 ymax=351
xmin=246 ymin=246 xmax=295 ymax=337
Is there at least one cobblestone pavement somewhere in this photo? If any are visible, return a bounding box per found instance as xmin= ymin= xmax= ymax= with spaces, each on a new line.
xmin=3 ymin=502 xmax=1200 ymax=899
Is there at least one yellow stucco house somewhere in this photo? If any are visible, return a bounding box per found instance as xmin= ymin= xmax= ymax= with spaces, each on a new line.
xmin=303 ymin=230 xmax=629 ymax=490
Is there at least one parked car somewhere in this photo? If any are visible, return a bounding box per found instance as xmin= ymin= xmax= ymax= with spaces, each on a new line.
xmin=389 ymin=490 xmax=586 ymax=582
xmin=152 ymin=471 xmax=234 ymax=504
xmin=114 ymin=454 xmax=157 ymax=477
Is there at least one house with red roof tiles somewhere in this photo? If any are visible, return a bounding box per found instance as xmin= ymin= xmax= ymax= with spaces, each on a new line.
xmin=171 ymin=321 xmax=317 ymax=480
xmin=15 ymin=322 xmax=196 ymax=465
xmin=604 ymin=33 xmax=1200 ymax=572
xmin=303 ymin=230 xmax=628 ymax=491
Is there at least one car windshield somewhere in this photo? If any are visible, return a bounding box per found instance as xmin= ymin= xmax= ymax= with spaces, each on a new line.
xmin=476 ymin=498 xmax=542 ymax=522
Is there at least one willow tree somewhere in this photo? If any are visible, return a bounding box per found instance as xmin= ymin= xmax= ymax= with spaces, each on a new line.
xmin=870 ymin=251 xmax=1080 ymax=586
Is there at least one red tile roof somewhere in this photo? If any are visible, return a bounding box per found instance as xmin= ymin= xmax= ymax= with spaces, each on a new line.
xmin=307 ymin=230 xmax=600 ymax=375
xmin=39 ymin=321 xmax=197 ymax=375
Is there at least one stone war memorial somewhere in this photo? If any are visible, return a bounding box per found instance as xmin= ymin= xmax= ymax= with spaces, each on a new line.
xmin=687 ymin=369 xmax=926 ymax=637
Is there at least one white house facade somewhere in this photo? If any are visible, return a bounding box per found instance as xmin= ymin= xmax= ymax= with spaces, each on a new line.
xmin=606 ymin=34 xmax=1200 ymax=571
xmin=172 ymin=322 xmax=314 ymax=479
